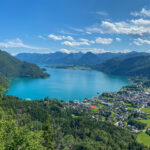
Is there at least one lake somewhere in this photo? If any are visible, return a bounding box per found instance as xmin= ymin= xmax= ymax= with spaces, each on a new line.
xmin=5 ymin=68 xmax=131 ymax=101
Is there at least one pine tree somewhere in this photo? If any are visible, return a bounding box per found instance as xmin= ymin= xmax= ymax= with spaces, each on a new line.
xmin=43 ymin=112 xmax=54 ymax=150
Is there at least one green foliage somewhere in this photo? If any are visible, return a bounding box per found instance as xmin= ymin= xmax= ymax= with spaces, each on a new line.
xmin=43 ymin=113 xmax=54 ymax=150
xmin=128 ymin=119 xmax=147 ymax=130
xmin=0 ymin=73 xmax=9 ymax=89
xmin=0 ymin=116 xmax=46 ymax=150
xmin=146 ymin=129 xmax=150 ymax=136
xmin=0 ymin=50 xmax=49 ymax=88
xmin=141 ymin=108 xmax=150 ymax=114
xmin=1 ymin=95 xmax=148 ymax=150
xmin=0 ymin=50 xmax=49 ymax=78
xmin=137 ymin=119 xmax=150 ymax=128
xmin=137 ymin=132 xmax=150 ymax=147
xmin=95 ymin=54 xmax=150 ymax=78
xmin=0 ymin=85 xmax=3 ymax=99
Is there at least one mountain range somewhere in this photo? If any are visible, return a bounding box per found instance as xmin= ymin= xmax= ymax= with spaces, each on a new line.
xmin=15 ymin=52 xmax=125 ymax=66
xmin=16 ymin=51 xmax=150 ymax=78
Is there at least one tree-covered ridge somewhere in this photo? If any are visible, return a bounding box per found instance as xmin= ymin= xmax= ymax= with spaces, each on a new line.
xmin=0 ymin=50 xmax=49 ymax=88
xmin=0 ymin=50 xmax=49 ymax=78
xmin=94 ymin=55 xmax=150 ymax=78
xmin=0 ymin=95 xmax=148 ymax=150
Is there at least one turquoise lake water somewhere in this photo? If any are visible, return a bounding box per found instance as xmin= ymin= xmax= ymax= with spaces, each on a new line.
xmin=5 ymin=68 xmax=131 ymax=101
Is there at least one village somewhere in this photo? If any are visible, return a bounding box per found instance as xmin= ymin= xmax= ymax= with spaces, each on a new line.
xmin=63 ymin=82 xmax=150 ymax=133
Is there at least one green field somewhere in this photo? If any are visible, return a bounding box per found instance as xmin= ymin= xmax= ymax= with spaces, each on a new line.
xmin=144 ymin=88 xmax=150 ymax=91
xmin=139 ymin=119 xmax=150 ymax=128
xmin=97 ymin=104 xmax=105 ymax=108
xmin=137 ymin=132 xmax=150 ymax=147
xmin=127 ymin=107 xmax=136 ymax=110
xmin=124 ymin=103 xmax=132 ymax=106
xmin=141 ymin=108 xmax=150 ymax=114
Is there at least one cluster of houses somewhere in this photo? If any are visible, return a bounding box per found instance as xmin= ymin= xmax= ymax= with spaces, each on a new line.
xmin=63 ymin=83 xmax=150 ymax=131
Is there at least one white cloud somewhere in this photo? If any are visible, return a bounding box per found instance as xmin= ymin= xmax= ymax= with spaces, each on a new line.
xmin=86 ymin=31 xmax=92 ymax=35
xmin=86 ymin=19 xmax=150 ymax=37
xmin=62 ymin=41 xmax=90 ymax=47
xmin=61 ymin=38 xmax=96 ymax=47
xmin=114 ymin=49 xmax=131 ymax=53
xmin=70 ymin=27 xmax=84 ymax=33
xmin=131 ymin=19 xmax=150 ymax=26
xmin=96 ymin=37 xmax=113 ymax=45
xmin=59 ymin=30 xmax=75 ymax=35
xmin=75 ymin=47 xmax=131 ymax=54
xmin=59 ymin=49 xmax=72 ymax=54
xmin=81 ymin=48 xmax=109 ymax=54
xmin=131 ymin=8 xmax=150 ymax=17
xmin=48 ymin=34 xmax=74 ymax=41
xmin=96 ymin=11 xmax=108 ymax=16
xmin=134 ymin=38 xmax=150 ymax=46
xmin=79 ymin=38 xmax=95 ymax=44
xmin=62 ymin=37 xmax=113 ymax=47
xmin=116 ymin=37 xmax=121 ymax=42
xmin=0 ymin=38 xmax=47 ymax=50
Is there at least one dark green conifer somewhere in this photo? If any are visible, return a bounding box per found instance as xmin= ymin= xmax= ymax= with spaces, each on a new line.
xmin=43 ymin=112 xmax=54 ymax=150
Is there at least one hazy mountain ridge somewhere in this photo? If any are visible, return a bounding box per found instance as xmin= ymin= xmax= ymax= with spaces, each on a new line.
xmin=15 ymin=51 xmax=125 ymax=66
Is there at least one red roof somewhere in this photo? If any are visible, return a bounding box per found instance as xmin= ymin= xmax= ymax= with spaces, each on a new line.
xmin=90 ymin=105 xmax=98 ymax=109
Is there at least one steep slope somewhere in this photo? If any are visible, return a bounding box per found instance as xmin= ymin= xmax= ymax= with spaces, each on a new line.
xmin=0 ymin=73 xmax=9 ymax=89
xmin=95 ymin=55 xmax=150 ymax=77
xmin=0 ymin=50 xmax=49 ymax=88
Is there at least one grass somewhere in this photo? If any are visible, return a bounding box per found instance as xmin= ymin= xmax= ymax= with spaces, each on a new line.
xmin=127 ymin=107 xmax=136 ymax=110
xmin=103 ymin=96 xmax=121 ymax=101
xmin=147 ymin=115 xmax=150 ymax=119
xmin=124 ymin=103 xmax=131 ymax=106
xmin=92 ymin=109 xmax=99 ymax=112
xmin=139 ymin=119 xmax=150 ymax=128
xmin=72 ymin=114 xmax=78 ymax=118
xmin=137 ymin=132 xmax=150 ymax=147
xmin=97 ymin=104 xmax=105 ymax=108
xmin=111 ymin=111 xmax=116 ymax=116
xmin=124 ymin=103 xmax=136 ymax=110
xmin=141 ymin=108 xmax=150 ymax=114
xmin=136 ymin=118 xmax=150 ymax=128
xmin=144 ymin=88 xmax=150 ymax=91
xmin=101 ymin=116 xmax=105 ymax=121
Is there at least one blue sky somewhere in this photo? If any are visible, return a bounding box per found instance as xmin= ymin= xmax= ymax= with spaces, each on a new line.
xmin=0 ymin=0 xmax=150 ymax=54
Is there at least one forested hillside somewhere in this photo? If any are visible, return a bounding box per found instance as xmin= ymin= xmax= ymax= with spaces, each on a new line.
xmin=0 ymin=50 xmax=49 ymax=88
xmin=94 ymin=55 xmax=150 ymax=78
xmin=0 ymin=94 xmax=147 ymax=150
